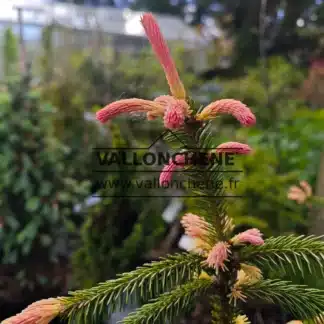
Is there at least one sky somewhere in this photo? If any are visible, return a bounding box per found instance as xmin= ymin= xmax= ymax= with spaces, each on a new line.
xmin=2 ymin=0 xmax=51 ymax=6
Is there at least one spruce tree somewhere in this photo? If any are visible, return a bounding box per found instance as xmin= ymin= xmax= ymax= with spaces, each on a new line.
xmin=3 ymin=13 xmax=324 ymax=324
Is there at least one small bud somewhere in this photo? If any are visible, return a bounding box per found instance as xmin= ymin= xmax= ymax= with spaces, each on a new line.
xmin=233 ymin=314 xmax=251 ymax=324
xmin=231 ymin=228 xmax=264 ymax=246
xmin=213 ymin=142 xmax=252 ymax=155
xmin=141 ymin=13 xmax=186 ymax=99
xmin=96 ymin=99 xmax=164 ymax=123
xmin=196 ymin=99 xmax=256 ymax=126
xmin=181 ymin=213 xmax=210 ymax=239
xmin=2 ymin=298 xmax=63 ymax=324
xmin=159 ymin=154 xmax=186 ymax=186
xmin=206 ymin=241 xmax=230 ymax=271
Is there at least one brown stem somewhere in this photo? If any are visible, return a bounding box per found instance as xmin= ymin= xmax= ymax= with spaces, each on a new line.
xmin=219 ymin=249 xmax=241 ymax=323
xmin=219 ymin=272 xmax=232 ymax=324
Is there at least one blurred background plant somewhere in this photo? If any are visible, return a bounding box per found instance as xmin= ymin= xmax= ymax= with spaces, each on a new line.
xmin=214 ymin=57 xmax=324 ymax=236
xmin=0 ymin=63 xmax=90 ymax=315
xmin=2 ymin=28 xmax=19 ymax=80
xmin=71 ymin=122 xmax=168 ymax=288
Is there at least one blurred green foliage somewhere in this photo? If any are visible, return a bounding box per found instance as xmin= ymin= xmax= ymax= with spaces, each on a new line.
xmin=3 ymin=28 xmax=19 ymax=80
xmin=197 ymin=57 xmax=324 ymax=236
xmin=71 ymin=123 xmax=167 ymax=288
xmin=218 ymin=56 xmax=305 ymax=128
xmin=113 ymin=45 xmax=200 ymax=99
xmin=0 ymin=71 xmax=89 ymax=292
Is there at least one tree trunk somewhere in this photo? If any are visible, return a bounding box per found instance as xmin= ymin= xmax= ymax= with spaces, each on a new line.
xmin=310 ymin=151 xmax=324 ymax=236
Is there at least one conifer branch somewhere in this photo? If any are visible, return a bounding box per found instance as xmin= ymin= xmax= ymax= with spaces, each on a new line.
xmin=164 ymin=122 xmax=229 ymax=236
xmin=60 ymin=253 xmax=203 ymax=323
xmin=243 ymin=279 xmax=324 ymax=320
xmin=121 ymin=278 xmax=214 ymax=324
xmin=240 ymin=235 xmax=324 ymax=276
